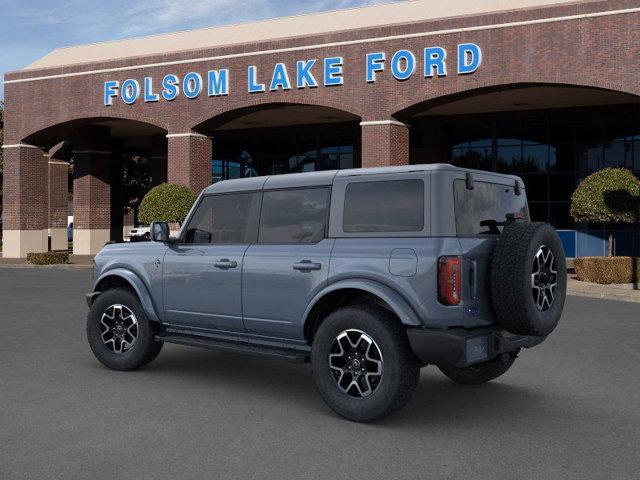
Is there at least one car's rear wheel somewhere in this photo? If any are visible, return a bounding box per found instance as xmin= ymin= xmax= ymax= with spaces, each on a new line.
xmin=438 ymin=353 xmax=517 ymax=385
xmin=87 ymin=288 xmax=162 ymax=371
xmin=311 ymin=306 xmax=420 ymax=422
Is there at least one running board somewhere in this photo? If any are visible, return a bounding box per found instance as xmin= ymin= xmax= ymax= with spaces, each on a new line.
xmin=156 ymin=333 xmax=310 ymax=363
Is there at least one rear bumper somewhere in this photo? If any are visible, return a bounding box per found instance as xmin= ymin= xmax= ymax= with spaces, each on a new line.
xmin=406 ymin=326 xmax=546 ymax=368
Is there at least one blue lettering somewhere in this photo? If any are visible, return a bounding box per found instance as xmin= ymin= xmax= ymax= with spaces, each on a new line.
xmin=458 ymin=43 xmax=482 ymax=74
xmin=270 ymin=63 xmax=291 ymax=91
xmin=103 ymin=80 xmax=119 ymax=106
xmin=424 ymin=47 xmax=447 ymax=77
xmin=183 ymin=72 xmax=203 ymax=99
xmin=248 ymin=66 xmax=265 ymax=93
xmin=296 ymin=60 xmax=318 ymax=89
xmin=121 ymin=79 xmax=140 ymax=104
xmin=324 ymin=57 xmax=343 ymax=86
xmin=208 ymin=69 xmax=229 ymax=96
xmin=143 ymin=77 xmax=159 ymax=102
xmin=390 ymin=50 xmax=415 ymax=81
xmin=161 ymin=74 xmax=179 ymax=101
xmin=366 ymin=52 xmax=385 ymax=82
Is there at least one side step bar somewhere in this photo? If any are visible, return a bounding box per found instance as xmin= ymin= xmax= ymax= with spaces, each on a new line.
xmin=156 ymin=333 xmax=310 ymax=363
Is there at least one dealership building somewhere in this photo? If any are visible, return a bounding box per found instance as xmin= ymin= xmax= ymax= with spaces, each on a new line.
xmin=2 ymin=0 xmax=640 ymax=257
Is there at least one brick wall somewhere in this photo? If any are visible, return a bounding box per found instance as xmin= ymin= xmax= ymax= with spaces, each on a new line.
xmin=4 ymin=0 xmax=639 ymax=148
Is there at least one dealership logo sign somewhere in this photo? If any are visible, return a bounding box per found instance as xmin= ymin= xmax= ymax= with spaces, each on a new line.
xmin=103 ymin=43 xmax=481 ymax=106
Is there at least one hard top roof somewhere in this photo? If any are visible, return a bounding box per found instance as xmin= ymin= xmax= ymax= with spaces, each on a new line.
xmin=203 ymin=164 xmax=521 ymax=194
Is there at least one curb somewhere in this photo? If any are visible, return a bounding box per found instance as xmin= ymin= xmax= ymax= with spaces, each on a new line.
xmin=0 ymin=263 xmax=92 ymax=270
xmin=567 ymin=279 xmax=640 ymax=304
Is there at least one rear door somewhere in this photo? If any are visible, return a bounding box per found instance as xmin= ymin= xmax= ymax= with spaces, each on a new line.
xmin=162 ymin=192 xmax=261 ymax=333
xmin=453 ymin=177 xmax=529 ymax=316
xmin=242 ymin=187 xmax=333 ymax=340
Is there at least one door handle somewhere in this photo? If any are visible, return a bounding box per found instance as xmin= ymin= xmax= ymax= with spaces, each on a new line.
xmin=293 ymin=260 xmax=322 ymax=272
xmin=214 ymin=259 xmax=238 ymax=269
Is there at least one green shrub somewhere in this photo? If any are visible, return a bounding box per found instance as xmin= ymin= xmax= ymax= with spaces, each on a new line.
xmin=570 ymin=168 xmax=640 ymax=224
xmin=27 ymin=251 xmax=69 ymax=265
xmin=138 ymin=183 xmax=197 ymax=225
xmin=574 ymin=256 xmax=640 ymax=284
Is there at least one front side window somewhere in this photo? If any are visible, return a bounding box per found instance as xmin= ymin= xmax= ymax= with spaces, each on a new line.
xmin=258 ymin=188 xmax=329 ymax=244
xmin=184 ymin=193 xmax=259 ymax=244
xmin=343 ymin=179 xmax=424 ymax=233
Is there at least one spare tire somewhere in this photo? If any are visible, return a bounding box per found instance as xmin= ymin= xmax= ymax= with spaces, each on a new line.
xmin=490 ymin=221 xmax=566 ymax=336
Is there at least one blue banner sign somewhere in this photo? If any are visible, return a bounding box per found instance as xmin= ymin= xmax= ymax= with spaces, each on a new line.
xmin=104 ymin=43 xmax=481 ymax=106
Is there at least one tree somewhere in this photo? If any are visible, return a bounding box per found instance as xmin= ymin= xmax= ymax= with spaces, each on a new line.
xmin=570 ymin=167 xmax=640 ymax=255
xmin=120 ymin=153 xmax=152 ymax=224
xmin=138 ymin=183 xmax=196 ymax=225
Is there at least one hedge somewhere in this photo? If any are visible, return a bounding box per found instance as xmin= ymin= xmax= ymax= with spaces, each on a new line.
xmin=138 ymin=183 xmax=197 ymax=225
xmin=27 ymin=251 xmax=69 ymax=265
xmin=574 ymin=256 xmax=640 ymax=284
xmin=570 ymin=168 xmax=640 ymax=224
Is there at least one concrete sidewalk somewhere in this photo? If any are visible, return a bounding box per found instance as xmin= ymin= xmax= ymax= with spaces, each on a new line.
xmin=568 ymin=277 xmax=640 ymax=304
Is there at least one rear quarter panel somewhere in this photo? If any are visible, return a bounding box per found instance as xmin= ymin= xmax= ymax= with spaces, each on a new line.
xmin=328 ymin=237 xmax=493 ymax=328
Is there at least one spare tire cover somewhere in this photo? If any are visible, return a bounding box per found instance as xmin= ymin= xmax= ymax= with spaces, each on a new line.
xmin=490 ymin=221 xmax=566 ymax=336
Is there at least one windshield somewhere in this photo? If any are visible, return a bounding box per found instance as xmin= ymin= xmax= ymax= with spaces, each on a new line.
xmin=453 ymin=179 xmax=529 ymax=236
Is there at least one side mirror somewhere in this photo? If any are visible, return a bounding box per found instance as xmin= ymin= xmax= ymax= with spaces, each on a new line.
xmin=150 ymin=221 xmax=170 ymax=243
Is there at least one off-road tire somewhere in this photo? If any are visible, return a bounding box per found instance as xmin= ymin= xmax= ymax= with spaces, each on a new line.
xmin=311 ymin=306 xmax=420 ymax=422
xmin=438 ymin=354 xmax=516 ymax=385
xmin=87 ymin=288 xmax=163 ymax=371
xmin=491 ymin=221 xmax=566 ymax=336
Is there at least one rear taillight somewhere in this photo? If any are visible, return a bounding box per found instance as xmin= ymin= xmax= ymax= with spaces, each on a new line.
xmin=438 ymin=256 xmax=461 ymax=306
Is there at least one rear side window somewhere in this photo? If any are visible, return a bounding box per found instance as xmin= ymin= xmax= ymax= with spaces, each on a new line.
xmin=184 ymin=193 xmax=259 ymax=244
xmin=259 ymin=188 xmax=329 ymax=244
xmin=343 ymin=179 xmax=424 ymax=233
xmin=454 ymin=179 xmax=530 ymax=236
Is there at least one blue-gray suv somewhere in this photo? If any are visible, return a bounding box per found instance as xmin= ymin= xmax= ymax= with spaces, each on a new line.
xmin=86 ymin=164 xmax=566 ymax=422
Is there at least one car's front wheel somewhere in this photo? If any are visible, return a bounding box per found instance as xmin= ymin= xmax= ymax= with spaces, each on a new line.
xmin=87 ymin=288 xmax=163 ymax=371
xmin=311 ymin=306 xmax=420 ymax=422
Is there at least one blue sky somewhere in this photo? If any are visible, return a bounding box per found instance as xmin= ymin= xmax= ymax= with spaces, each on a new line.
xmin=0 ymin=0 xmax=397 ymax=100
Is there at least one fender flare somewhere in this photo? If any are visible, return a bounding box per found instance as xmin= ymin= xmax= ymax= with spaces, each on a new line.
xmin=93 ymin=268 xmax=160 ymax=323
xmin=303 ymin=279 xmax=423 ymax=329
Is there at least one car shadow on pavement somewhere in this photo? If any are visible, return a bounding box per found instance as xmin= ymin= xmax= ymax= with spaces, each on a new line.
xmin=113 ymin=344 xmax=564 ymax=427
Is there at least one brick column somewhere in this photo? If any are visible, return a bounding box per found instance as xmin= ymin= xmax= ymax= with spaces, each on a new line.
xmin=1 ymin=144 xmax=49 ymax=258
xmin=167 ymin=133 xmax=212 ymax=194
xmin=48 ymin=159 xmax=69 ymax=251
xmin=73 ymin=149 xmax=111 ymax=254
xmin=360 ymin=120 xmax=410 ymax=168
xmin=150 ymin=134 xmax=168 ymax=187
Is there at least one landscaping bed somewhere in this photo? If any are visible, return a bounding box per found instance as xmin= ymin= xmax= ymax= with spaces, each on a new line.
xmin=574 ymin=256 xmax=640 ymax=284
xmin=26 ymin=251 xmax=70 ymax=265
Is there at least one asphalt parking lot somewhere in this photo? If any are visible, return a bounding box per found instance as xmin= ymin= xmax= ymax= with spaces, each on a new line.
xmin=1 ymin=267 xmax=639 ymax=480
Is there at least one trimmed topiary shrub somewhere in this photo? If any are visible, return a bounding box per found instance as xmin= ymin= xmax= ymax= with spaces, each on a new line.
xmin=138 ymin=183 xmax=197 ymax=225
xmin=27 ymin=251 xmax=69 ymax=265
xmin=570 ymin=168 xmax=640 ymax=256
xmin=574 ymin=256 xmax=640 ymax=284
xmin=570 ymin=168 xmax=640 ymax=224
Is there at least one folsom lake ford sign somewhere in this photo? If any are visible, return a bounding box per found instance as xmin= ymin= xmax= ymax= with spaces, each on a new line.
xmin=103 ymin=43 xmax=482 ymax=106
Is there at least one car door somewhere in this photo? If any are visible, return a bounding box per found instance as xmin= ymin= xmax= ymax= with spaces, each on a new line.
xmin=162 ymin=191 xmax=261 ymax=333
xmin=242 ymin=187 xmax=333 ymax=340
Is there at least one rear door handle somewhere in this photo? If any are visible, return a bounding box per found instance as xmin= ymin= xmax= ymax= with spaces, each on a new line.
xmin=293 ymin=260 xmax=322 ymax=271
xmin=214 ymin=259 xmax=238 ymax=269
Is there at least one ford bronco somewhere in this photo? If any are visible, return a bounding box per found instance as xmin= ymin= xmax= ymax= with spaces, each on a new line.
xmin=86 ymin=164 xmax=566 ymax=422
